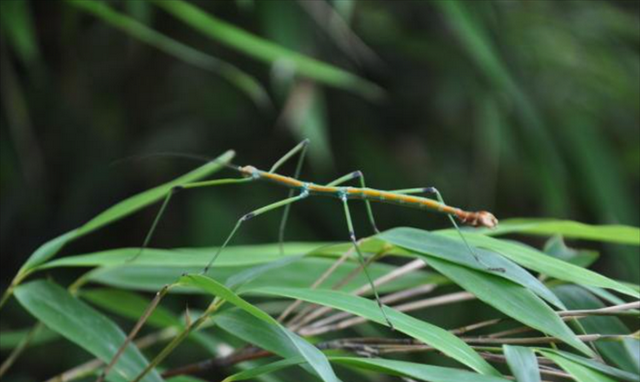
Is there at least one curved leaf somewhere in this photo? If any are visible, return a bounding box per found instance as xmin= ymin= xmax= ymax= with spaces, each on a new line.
xmin=503 ymin=345 xmax=541 ymax=382
xmin=538 ymin=349 xmax=639 ymax=382
xmin=222 ymin=356 xmax=511 ymax=382
xmin=20 ymin=150 xmax=234 ymax=272
xmin=152 ymin=0 xmax=383 ymax=100
xmin=554 ymin=285 xmax=640 ymax=374
xmin=381 ymin=227 xmax=565 ymax=308
xmin=255 ymin=286 xmax=501 ymax=376
xmin=178 ymin=275 xmax=341 ymax=382
xmin=332 ymin=357 xmax=509 ymax=382
xmin=423 ymin=256 xmax=593 ymax=356
xmin=539 ymin=350 xmax=618 ymax=382
xmin=14 ymin=280 xmax=162 ymax=382
xmin=456 ymin=233 xmax=639 ymax=298
xmin=475 ymin=219 xmax=640 ymax=245
xmin=65 ymin=0 xmax=270 ymax=108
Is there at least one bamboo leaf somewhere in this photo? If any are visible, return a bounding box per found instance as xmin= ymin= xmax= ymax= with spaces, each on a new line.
xmin=424 ymin=256 xmax=593 ymax=356
xmin=81 ymin=289 xmax=180 ymax=328
xmin=178 ymin=275 xmax=341 ymax=382
xmin=380 ymin=227 xmax=565 ymax=309
xmin=14 ymin=280 xmax=162 ymax=382
xmin=454 ymin=232 xmax=639 ymax=298
xmin=474 ymin=219 xmax=640 ymax=245
xmin=539 ymin=350 xmax=618 ymax=382
xmin=503 ymin=345 xmax=541 ymax=382
xmin=255 ymin=286 xmax=502 ymax=376
xmin=152 ymin=0 xmax=383 ymax=100
xmin=20 ymin=150 xmax=234 ymax=273
xmin=554 ymin=285 xmax=640 ymax=374
xmin=331 ymin=357 xmax=509 ymax=382
xmin=538 ymin=349 xmax=639 ymax=382
xmin=65 ymin=0 xmax=270 ymax=108
xmin=222 ymin=356 xmax=512 ymax=382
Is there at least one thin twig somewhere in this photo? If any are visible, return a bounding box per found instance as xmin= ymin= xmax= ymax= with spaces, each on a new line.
xmin=0 ymin=322 xmax=44 ymax=378
xmin=453 ymin=301 xmax=640 ymax=339
xmin=96 ymin=285 xmax=171 ymax=382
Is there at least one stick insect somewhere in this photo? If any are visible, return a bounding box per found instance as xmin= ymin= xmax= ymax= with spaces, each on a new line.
xmin=99 ymin=139 xmax=500 ymax=382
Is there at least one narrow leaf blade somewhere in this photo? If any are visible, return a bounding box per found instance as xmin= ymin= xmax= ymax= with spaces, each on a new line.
xmin=14 ymin=280 xmax=162 ymax=382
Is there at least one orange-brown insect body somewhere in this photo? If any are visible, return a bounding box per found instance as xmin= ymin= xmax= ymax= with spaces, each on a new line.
xmin=238 ymin=166 xmax=498 ymax=228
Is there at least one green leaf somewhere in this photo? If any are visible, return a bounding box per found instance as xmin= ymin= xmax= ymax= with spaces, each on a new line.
xmin=222 ymin=357 xmax=301 ymax=382
xmin=380 ymin=227 xmax=565 ymax=309
xmin=178 ymin=275 xmax=341 ymax=382
xmin=14 ymin=280 xmax=162 ymax=382
xmin=0 ymin=0 xmax=40 ymax=66
xmin=65 ymin=0 xmax=270 ymax=108
xmin=331 ymin=357 xmax=509 ymax=382
xmin=538 ymin=349 xmax=639 ymax=382
xmin=451 ymin=232 xmax=639 ymax=299
xmin=38 ymin=242 xmax=322 ymax=270
xmin=503 ymin=345 xmax=541 ymax=382
xmin=81 ymin=289 xmax=180 ymax=327
xmin=554 ymin=285 xmax=640 ymax=374
xmin=215 ymin=309 xmax=345 ymax=381
xmin=76 ymin=151 xmax=235 ymax=236
xmin=80 ymin=288 xmax=222 ymax=356
xmin=543 ymin=235 xmax=599 ymax=268
xmin=40 ymin=247 xmax=438 ymax=295
xmin=539 ymin=350 xmax=618 ymax=382
xmin=167 ymin=376 xmax=208 ymax=382
xmin=478 ymin=219 xmax=640 ymax=245
xmin=222 ymin=356 xmax=511 ymax=382
xmin=255 ymin=286 xmax=502 ymax=376
xmin=152 ymin=0 xmax=383 ymax=100
xmin=0 ymin=326 xmax=58 ymax=350
xmin=20 ymin=150 xmax=234 ymax=273
xmin=20 ymin=230 xmax=78 ymax=274
xmin=423 ymin=256 xmax=593 ymax=356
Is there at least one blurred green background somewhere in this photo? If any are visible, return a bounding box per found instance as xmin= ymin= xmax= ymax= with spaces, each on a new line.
xmin=0 ymin=0 xmax=638 ymax=377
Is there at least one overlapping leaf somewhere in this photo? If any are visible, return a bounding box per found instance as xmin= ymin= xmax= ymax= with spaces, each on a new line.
xmin=255 ymin=286 xmax=501 ymax=376
xmin=14 ymin=280 xmax=162 ymax=382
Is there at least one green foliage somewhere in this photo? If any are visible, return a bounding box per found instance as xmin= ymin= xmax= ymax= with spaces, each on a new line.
xmin=1 ymin=1 xmax=639 ymax=382
xmin=4 ymin=186 xmax=639 ymax=381
xmin=14 ymin=280 xmax=162 ymax=382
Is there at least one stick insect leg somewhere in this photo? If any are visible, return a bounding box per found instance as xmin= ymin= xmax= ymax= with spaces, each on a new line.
xmin=269 ymin=139 xmax=310 ymax=173
xmin=328 ymin=171 xmax=380 ymax=234
xmin=128 ymin=177 xmax=253 ymax=263
xmin=272 ymin=139 xmax=310 ymax=255
xmin=393 ymin=187 xmax=504 ymax=273
xmin=340 ymin=193 xmax=394 ymax=330
xmin=102 ymin=177 xmax=254 ymax=382
xmin=202 ymin=192 xmax=309 ymax=274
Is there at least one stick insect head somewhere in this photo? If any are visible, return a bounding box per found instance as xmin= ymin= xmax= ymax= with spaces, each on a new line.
xmin=457 ymin=210 xmax=499 ymax=229
xmin=473 ymin=211 xmax=499 ymax=229
xmin=239 ymin=165 xmax=260 ymax=178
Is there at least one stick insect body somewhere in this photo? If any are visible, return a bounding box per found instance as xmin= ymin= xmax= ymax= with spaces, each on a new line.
xmin=146 ymin=140 xmax=500 ymax=327
xmin=242 ymin=164 xmax=498 ymax=228
xmin=101 ymin=140 xmax=500 ymax=382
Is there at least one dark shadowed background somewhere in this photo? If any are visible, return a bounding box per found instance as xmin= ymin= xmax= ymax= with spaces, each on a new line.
xmin=1 ymin=0 xmax=639 ymax=379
